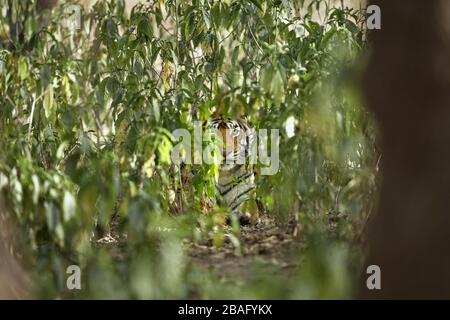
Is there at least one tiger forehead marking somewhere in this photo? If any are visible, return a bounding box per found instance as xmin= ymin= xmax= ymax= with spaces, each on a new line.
xmin=208 ymin=117 xmax=251 ymax=157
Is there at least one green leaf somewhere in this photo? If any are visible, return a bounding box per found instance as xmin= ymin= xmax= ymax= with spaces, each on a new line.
xmin=43 ymin=85 xmax=54 ymax=119
xmin=45 ymin=202 xmax=59 ymax=231
xmin=272 ymin=67 xmax=284 ymax=106
xmin=260 ymin=65 xmax=273 ymax=94
xmin=106 ymin=76 xmax=120 ymax=97
xmin=106 ymin=18 xmax=118 ymax=36
xmin=18 ymin=56 xmax=28 ymax=81
xmin=133 ymin=57 xmax=143 ymax=77
xmin=63 ymin=191 xmax=76 ymax=222
xmin=0 ymin=60 xmax=5 ymax=75
xmin=249 ymin=0 xmax=263 ymax=12
xmin=138 ymin=16 xmax=153 ymax=39
xmin=157 ymin=132 xmax=174 ymax=165
xmin=31 ymin=174 xmax=40 ymax=204
xmin=40 ymin=65 xmax=51 ymax=88
xmin=260 ymin=65 xmax=285 ymax=106
xmin=61 ymin=75 xmax=71 ymax=100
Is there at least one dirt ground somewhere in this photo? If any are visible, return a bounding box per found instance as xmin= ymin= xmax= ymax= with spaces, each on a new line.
xmin=184 ymin=215 xmax=303 ymax=282
xmin=97 ymin=214 xmax=304 ymax=284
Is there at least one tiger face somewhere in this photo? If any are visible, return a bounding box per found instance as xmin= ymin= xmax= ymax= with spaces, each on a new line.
xmin=208 ymin=116 xmax=252 ymax=168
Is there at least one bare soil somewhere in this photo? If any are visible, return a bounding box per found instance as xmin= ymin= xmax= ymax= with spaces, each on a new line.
xmin=97 ymin=214 xmax=303 ymax=284
xmin=184 ymin=215 xmax=303 ymax=283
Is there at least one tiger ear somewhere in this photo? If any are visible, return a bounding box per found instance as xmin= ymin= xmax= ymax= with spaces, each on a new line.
xmin=240 ymin=114 xmax=248 ymax=122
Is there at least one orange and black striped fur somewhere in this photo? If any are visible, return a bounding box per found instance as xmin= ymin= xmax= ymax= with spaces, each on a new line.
xmin=205 ymin=116 xmax=259 ymax=224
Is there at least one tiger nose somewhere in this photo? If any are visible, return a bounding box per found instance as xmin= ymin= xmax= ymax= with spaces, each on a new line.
xmin=222 ymin=149 xmax=235 ymax=164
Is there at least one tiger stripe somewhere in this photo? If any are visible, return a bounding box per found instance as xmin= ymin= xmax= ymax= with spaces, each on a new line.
xmin=206 ymin=116 xmax=256 ymax=216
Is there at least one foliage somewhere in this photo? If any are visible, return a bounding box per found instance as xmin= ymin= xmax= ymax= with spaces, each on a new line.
xmin=0 ymin=0 xmax=376 ymax=299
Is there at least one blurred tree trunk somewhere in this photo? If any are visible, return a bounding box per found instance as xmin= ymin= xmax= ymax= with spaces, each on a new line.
xmin=0 ymin=195 xmax=29 ymax=299
xmin=0 ymin=241 xmax=28 ymax=299
xmin=360 ymin=0 xmax=450 ymax=298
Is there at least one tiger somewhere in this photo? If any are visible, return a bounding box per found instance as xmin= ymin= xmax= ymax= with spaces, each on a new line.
xmin=205 ymin=115 xmax=260 ymax=225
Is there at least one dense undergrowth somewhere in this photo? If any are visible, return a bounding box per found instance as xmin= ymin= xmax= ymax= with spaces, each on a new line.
xmin=0 ymin=0 xmax=376 ymax=299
